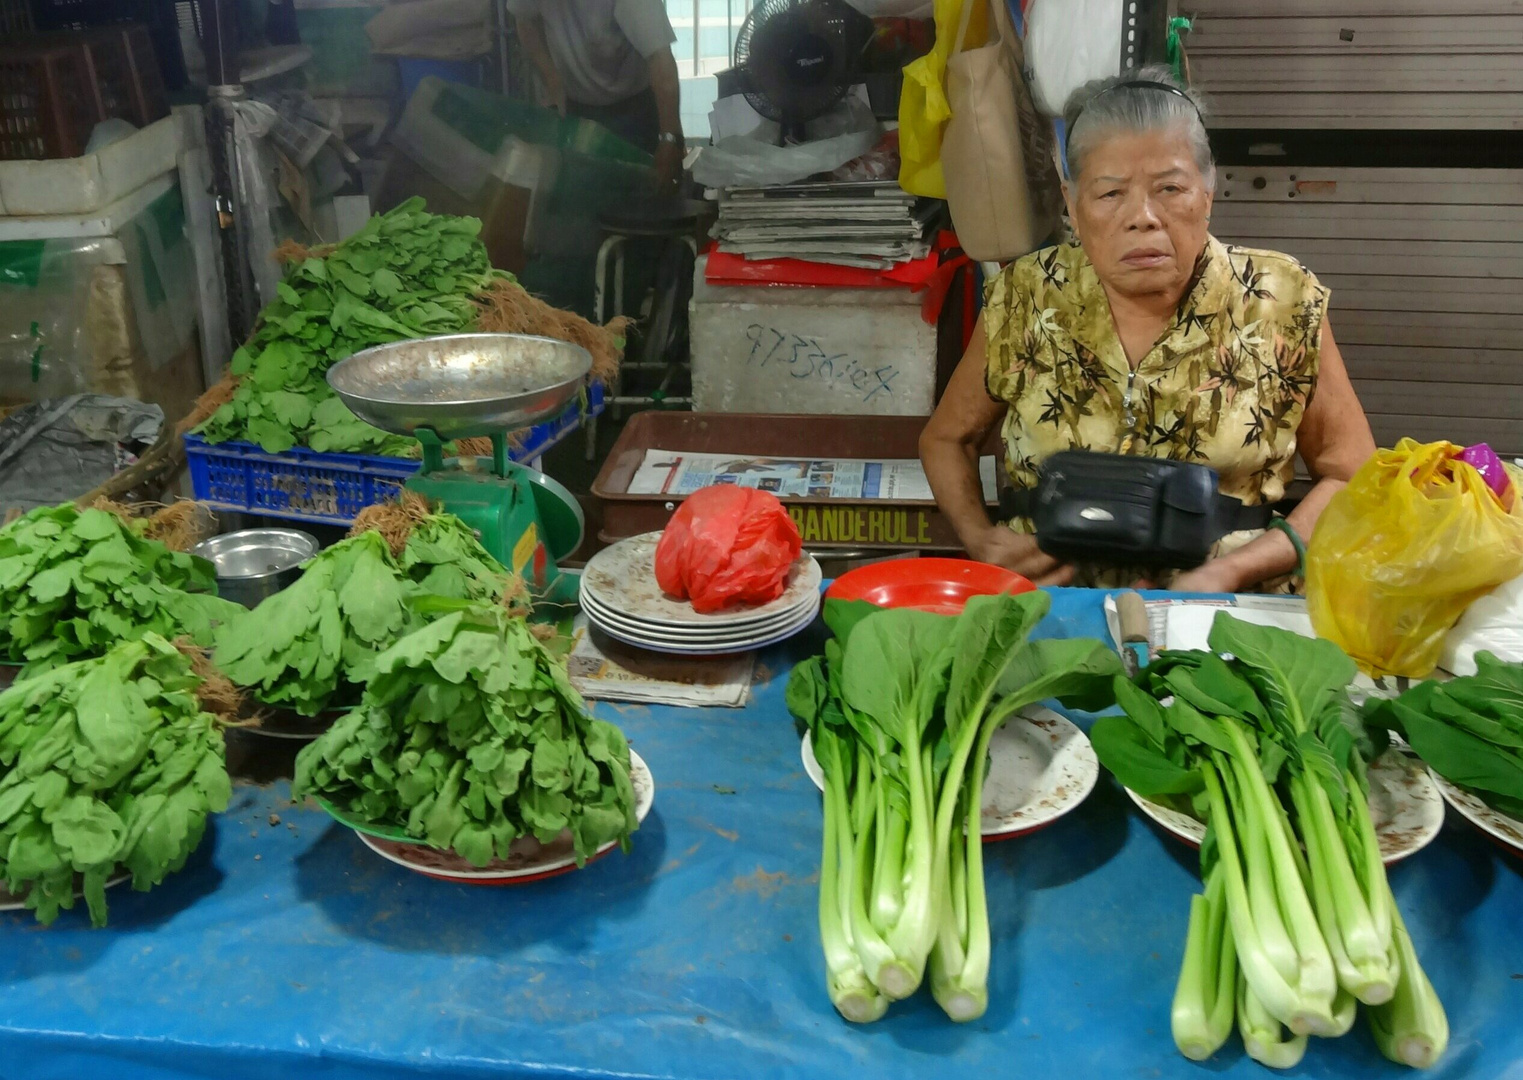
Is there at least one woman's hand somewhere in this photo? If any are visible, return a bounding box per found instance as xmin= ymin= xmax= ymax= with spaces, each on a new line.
xmin=1162 ymin=558 xmax=1243 ymax=595
xmin=969 ymin=528 xmax=1076 ymax=587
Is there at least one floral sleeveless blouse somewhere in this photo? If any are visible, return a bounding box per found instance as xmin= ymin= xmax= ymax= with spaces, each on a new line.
xmin=983 ymin=234 xmax=1330 ymax=587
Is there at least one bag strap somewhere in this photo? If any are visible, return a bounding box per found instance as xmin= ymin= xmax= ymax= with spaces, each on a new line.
xmin=998 ymin=482 xmax=1274 ymax=533
xmin=952 ymin=0 xmax=991 ymax=56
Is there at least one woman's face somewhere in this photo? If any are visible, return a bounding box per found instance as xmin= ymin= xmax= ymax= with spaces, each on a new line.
xmin=1064 ymin=127 xmax=1214 ymax=301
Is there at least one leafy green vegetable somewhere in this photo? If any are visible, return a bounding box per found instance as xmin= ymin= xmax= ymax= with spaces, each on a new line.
xmin=195 ymin=198 xmax=508 ymax=455
xmin=0 ymin=635 xmax=231 ymax=926
xmin=214 ymin=513 xmax=513 ymax=715
xmin=395 ymin=511 xmax=517 ymax=602
xmin=788 ymin=593 xmax=1121 ymax=1023
xmin=1367 ymin=651 xmax=1523 ymax=819
xmin=1092 ymin=612 xmax=1447 ymax=1069
xmin=293 ymin=604 xmax=637 ymax=866
xmin=0 ymin=504 xmax=242 ymax=676
xmin=930 ymin=609 xmax=1122 ymax=1022
xmin=214 ymin=531 xmax=407 ymax=715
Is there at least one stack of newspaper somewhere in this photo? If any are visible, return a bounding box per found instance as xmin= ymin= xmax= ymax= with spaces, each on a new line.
xmin=713 ymin=181 xmax=941 ymax=270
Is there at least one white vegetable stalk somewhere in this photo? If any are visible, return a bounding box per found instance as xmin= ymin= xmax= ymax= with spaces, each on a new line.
xmin=1368 ymin=905 xmax=1449 ymax=1069
xmin=819 ymin=736 xmax=887 ymax=1023
xmin=1171 ymin=867 xmax=1237 ymax=1061
xmin=1238 ymin=974 xmax=1309 ymax=1069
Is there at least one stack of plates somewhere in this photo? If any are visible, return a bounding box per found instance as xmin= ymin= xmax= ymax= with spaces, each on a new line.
xmin=579 ymin=532 xmax=822 ymax=655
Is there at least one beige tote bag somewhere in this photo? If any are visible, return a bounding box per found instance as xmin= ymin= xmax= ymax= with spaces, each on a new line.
xmin=941 ymin=0 xmax=1058 ymax=262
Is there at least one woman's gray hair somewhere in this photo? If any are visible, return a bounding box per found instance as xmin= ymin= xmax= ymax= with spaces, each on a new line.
xmin=1062 ymin=66 xmax=1215 ymax=186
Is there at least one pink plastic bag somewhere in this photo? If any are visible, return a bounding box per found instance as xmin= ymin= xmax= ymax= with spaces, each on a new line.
xmin=655 ymin=486 xmax=803 ymax=613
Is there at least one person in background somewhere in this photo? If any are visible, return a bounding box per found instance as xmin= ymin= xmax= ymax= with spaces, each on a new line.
xmin=919 ymin=67 xmax=1377 ymax=593
xmin=508 ymin=0 xmax=686 ymax=189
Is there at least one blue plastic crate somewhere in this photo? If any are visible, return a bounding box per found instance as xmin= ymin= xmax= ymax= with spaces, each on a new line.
xmin=186 ymin=382 xmax=604 ymax=526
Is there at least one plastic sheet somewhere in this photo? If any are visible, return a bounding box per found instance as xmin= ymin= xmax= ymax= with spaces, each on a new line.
xmin=656 ymin=486 xmax=802 ymax=613
xmin=0 ymin=394 xmax=163 ymax=514
xmin=0 ymin=590 xmax=1518 ymax=1079
xmin=691 ymin=96 xmax=881 ymax=190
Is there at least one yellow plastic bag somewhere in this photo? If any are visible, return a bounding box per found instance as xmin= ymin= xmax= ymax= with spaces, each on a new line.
xmin=898 ymin=0 xmax=988 ymax=198
xmin=1307 ymin=439 xmax=1523 ymax=678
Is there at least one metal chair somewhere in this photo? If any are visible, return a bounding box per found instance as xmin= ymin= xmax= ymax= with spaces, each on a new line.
xmin=592 ymin=197 xmax=710 ymax=446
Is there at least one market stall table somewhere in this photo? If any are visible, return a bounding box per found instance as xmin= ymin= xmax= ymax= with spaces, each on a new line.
xmin=0 ymin=589 xmax=1516 ymax=1079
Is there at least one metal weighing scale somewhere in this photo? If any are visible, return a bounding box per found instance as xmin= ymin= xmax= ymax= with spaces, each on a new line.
xmin=327 ymin=333 xmax=591 ymax=605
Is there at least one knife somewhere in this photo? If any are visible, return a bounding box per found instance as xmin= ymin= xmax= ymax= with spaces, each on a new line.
xmin=1117 ymin=590 xmax=1151 ymax=678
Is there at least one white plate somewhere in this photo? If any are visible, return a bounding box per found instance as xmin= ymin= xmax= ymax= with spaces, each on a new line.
xmin=801 ymin=706 xmax=1099 ymax=840
xmin=588 ymin=593 xmax=821 ymax=656
xmin=580 ymin=532 xmax=823 ymax=627
xmin=355 ymin=750 xmax=655 ymax=884
xmin=1429 ymin=771 xmax=1523 ymax=858
xmin=578 ymin=584 xmax=815 ymax=640
xmin=1125 ymin=749 xmax=1444 ymax=866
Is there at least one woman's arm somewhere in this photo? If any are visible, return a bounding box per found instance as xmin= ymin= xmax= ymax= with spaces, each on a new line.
xmin=1172 ymin=318 xmax=1377 ymax=592
xmin=920 ymin=316 xmax=1075 ymax=585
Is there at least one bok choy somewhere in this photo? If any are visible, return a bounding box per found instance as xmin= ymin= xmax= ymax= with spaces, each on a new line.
xmin=1091 ymin=612 xmax=1447 ymax=1069
xmin=788 ymin=592 xmax=1120 ymax=1023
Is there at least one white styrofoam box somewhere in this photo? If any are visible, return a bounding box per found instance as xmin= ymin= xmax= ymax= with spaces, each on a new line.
xmin=689 ymin=257 xmax=938 ymax=417
xmin=332 ymin=195 xmax=372 ymax=240
xmin=0 ymin=173 xmax=197 ymax=377
xmin=0 ymin=117 xmax=181 ymax=218
xmin=0 ymin=172 xmax=176 ymax=245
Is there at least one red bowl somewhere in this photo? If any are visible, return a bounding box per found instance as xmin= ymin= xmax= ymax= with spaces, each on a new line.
xmin=825 ymin=558 xmax=1035 ymax=615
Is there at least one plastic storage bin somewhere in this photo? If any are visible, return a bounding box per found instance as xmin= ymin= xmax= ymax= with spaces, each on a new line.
xmin=185 ymin=382 xmax=605 ymax=526
xmin=0 ymin=38 xmax=98 ymax=161
xmin=0 ymin=172 xmax=199 ymax=416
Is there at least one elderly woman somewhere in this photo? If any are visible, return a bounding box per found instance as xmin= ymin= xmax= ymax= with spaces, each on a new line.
xmin=920 ymin=68 xmax=1376 ymax=592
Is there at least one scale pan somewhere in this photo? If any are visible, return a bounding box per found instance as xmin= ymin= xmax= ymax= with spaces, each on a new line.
xmin=327 ymin=333 xmax=592 ymax=441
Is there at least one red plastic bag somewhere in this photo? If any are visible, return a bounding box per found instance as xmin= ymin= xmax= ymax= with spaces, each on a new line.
xmin=655 ymin=486 xmax=804 ymax=613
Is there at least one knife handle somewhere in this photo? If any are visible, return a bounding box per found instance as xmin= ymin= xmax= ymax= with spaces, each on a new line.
xmin=1117 ymin=590 xmax=1150 ymax=646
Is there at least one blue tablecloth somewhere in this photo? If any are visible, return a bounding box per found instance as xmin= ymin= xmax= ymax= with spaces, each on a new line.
xmin=1 ymin=589 xmax=1518 ymax=1080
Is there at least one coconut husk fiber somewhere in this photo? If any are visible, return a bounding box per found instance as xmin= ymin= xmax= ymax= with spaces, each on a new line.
xmin=273 ymin=238 xmax=336 ymax=266
xmin=349 ymin=489 xmax=433 ymax=558
xmin=178 ymin=371 xmax=242 ymax=436
xmin=353 ymin=491 xmax=534 ymax=615
xmin=473 ymin=278 xmax=628 ymax=384
xmin=93 ymin=498 xmax=215 ymax=552
xmin=173 ymin=640 xmax=249 ymax=726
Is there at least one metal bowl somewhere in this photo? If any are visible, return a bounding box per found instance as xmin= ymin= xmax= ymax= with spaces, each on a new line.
xmin=325 ymin=333 xmax=593 ymax=441
xmin=192 ymin=529 xmax=319 ymax=609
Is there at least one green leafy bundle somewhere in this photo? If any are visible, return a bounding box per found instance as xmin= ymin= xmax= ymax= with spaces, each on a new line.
xmin=293 ymin=603 xmax=637 ymax=867
xmin=1090 ymin=613 xmax=1447 ymax=1070
xmin=0 ymin=634 xmax=232 ymax=926
xmin=213 ymin=531 xmax=411 ymax=716
xmin=0 ymin=505 xmax=242 ymax=676
xmin=1367 ymin=651 xmax=1523 ymax=819
xmin=786 ymin=593 xmax=1120 ymax=1024
xmin=215 ymin=515 xmax=513 ymax=715
xmin=380 ymin=504 xmax=517 ymax=604
xmin=195 ymin=198 xmax=505 ymax=455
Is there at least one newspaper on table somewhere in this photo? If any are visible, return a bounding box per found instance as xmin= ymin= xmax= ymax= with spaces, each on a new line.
xmin=566 ymin=617 xmax=753 ymax=709
xmin=627 ymin=450 xmax=999 ymax=502
xmin=1101 ymin=593 xmax=1414 ymax=697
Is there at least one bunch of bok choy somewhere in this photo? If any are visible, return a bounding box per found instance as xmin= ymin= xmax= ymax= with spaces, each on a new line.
xmin=1090 ymin=612 xmax=1447 ymax=1070
xmin=786 ymin=592 xmax=1120 ymax=1023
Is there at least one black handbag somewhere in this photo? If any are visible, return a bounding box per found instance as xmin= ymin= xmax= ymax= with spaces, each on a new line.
xmin=998 ymin=451 xmax=1273 ymax=570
